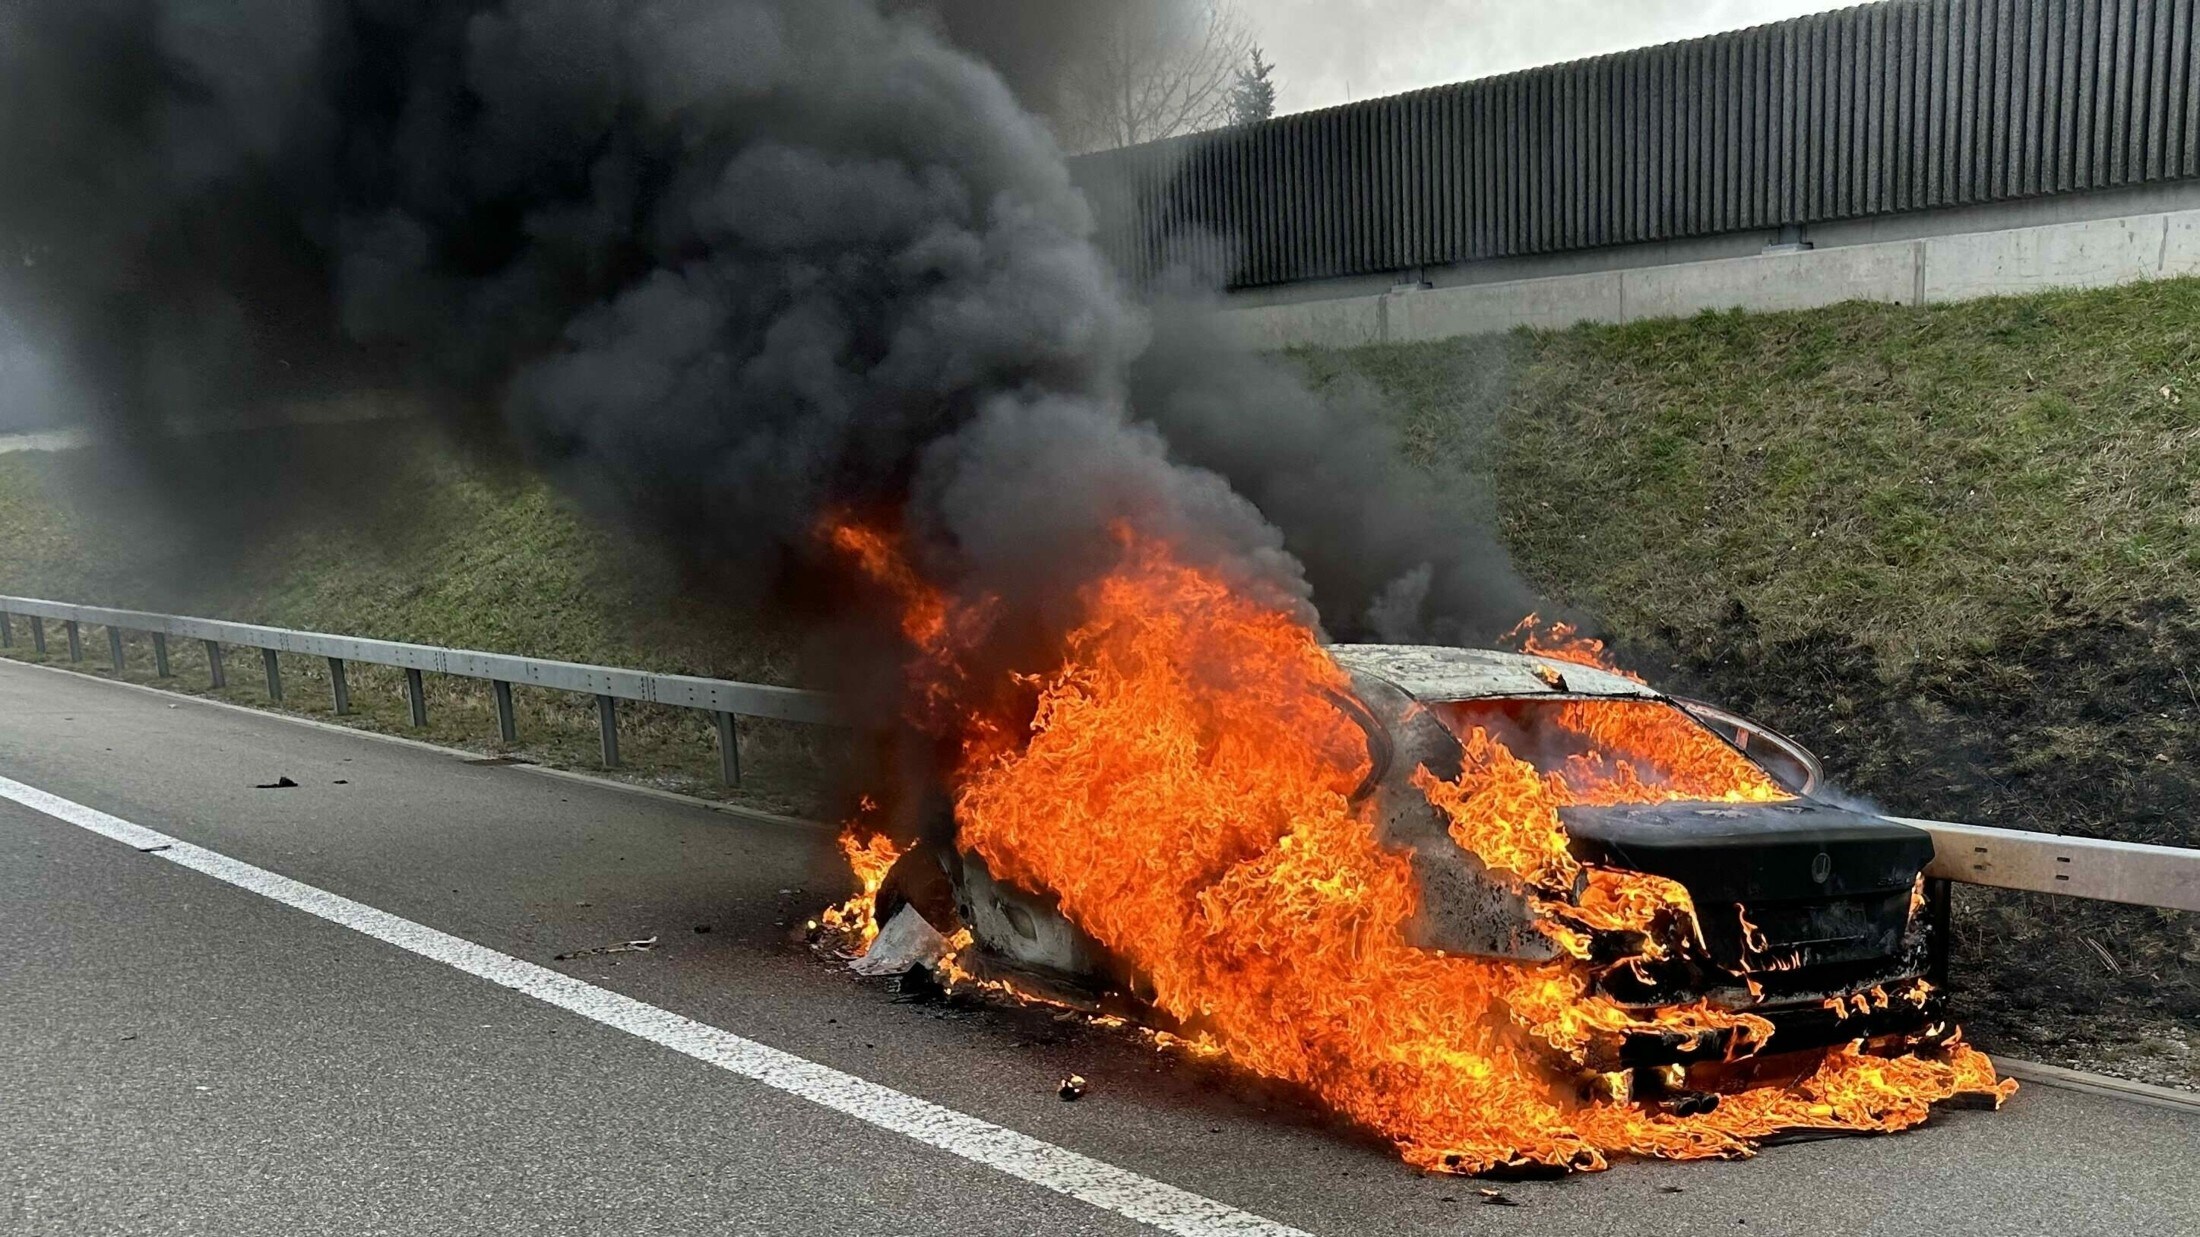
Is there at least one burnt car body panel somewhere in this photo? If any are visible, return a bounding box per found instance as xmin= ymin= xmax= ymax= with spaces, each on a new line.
xmin=1329 ymin=644 xmax=1657 ymax=703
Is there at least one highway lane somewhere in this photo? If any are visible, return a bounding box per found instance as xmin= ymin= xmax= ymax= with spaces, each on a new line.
xmin=0 ymin=797 xmax=1168 ymax=1237
xmin=3 ymin=658 xmax=2196 ymax=1236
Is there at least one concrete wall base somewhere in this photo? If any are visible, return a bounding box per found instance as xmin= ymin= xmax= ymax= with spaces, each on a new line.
xmin=1223 ymin=205 xmax=2200 ymax=349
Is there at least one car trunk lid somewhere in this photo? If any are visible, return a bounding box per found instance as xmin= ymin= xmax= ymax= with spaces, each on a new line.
xmin=1560 ymin=799 xmax=1934 ymax=975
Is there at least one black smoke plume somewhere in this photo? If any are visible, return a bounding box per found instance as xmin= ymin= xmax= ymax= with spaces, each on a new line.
xmin=0 ymin=0 xmax=1531 ymax=649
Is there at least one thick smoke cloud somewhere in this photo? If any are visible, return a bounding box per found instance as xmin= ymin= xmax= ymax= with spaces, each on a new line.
xmin=1128 ymin=299 xmax=1535 ymax=643
xmin=899 ymin=0 xmax=1130 ymax=111
xmin=0 ymin=0 xmax=1531 ymax=650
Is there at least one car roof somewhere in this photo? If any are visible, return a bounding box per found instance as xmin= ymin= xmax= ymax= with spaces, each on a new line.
xmin=1328 ymin=644 xmax=1662 ymax=703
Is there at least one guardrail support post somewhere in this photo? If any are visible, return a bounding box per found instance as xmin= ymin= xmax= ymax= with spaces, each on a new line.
xmin=30 ymin=617 xmax=45 ymax=656
xmin=328 ymin=658 xmax=350 ymax=716
xmin=261 ymin=649 xmax=283 ymax=702
xmin=64 ymin=620 xmax=82 ymax=662
xmin=404 ymin=669 xmax=427 ymax=728
xmin=493 ymin=681 xmax=517 ymax=743
xmin=0 ymin=611 xmax=11 ymax=648
xmin=715 ymin=711 xmax=741 ymax=786
xmin=107 ymin=626 xmax=126 ymax=673
xmin=152 ymin=633 xmax=170 ymax=678
xmin=1926 ymin=877 xmax=1953 ymax=989
xmin=205 ymin=641 xmax=225 ymax=688
xmin=596 ymin=695 xmax=620 ymax=769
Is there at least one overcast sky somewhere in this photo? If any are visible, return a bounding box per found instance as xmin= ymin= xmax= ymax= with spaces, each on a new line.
xmin=1247 ymin=0 xmax=1861 ymax=114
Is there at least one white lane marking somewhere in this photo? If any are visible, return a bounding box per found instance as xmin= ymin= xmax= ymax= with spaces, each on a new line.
xmin=0 ymin=774 xmax=1310 ymax=1237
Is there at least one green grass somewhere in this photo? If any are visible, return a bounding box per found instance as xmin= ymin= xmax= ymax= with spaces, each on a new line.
xmin=1300 ymin=276 xmax=2200 ymax=658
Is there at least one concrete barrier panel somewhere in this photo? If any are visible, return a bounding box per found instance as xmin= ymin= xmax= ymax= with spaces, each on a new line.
xmin=1386 ymin=271 xmax=1624 ymax=342
xmin=1921 ymin=214 xmax=2166 ymax=300
xmin=1224 ymin=295 xmax=1385 ymax=350
xmin=1622 ymin=243 xmax=1919 ymax=321
xmin=1215 ymin=204 xmax=2200 ymax=349
xmin=2161 ymin=210 xmax=2200 ymax=278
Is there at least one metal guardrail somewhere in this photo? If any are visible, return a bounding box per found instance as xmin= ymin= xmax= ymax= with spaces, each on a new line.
xmin=3 ymin=595 xmax=2196 ymax=914
xmin=0 ymin=595 xmax=845 ymax=785
xmin=1901 ymin=816 xmax=2200 ymax=914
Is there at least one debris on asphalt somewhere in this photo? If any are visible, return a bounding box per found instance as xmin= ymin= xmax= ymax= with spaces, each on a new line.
xmin=253 ymin=776 xmax=299 ymax=789
xmin=849 ymin=905 xmax=947 ymax=978
xmin=1476 ymin=1188 xmax=1519 ymax=1207
xmin=1058 ymin=1074 xmax=1087 ymax=1101
xmin=888 ymin=966 xmax=943 ymax=1003
xmin=332 ymin=779 xmax=349 ymax=785
xmin=693 ymin=925 xmax=712 ymax=934
xmin=1659 ymin=1185 xmax=1687 ymax=1194
xmin=554 ymin=935 xmax=660 ymax=961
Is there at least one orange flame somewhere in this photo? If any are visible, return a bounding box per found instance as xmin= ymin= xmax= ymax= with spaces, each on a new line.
xmin=832 ymin=523 xmax=2011 ymax=1172
xmin=820 ymin=828 xmax=905 ymax=948
xmin=1505 ymin=614 xmax=1646 ymax=684
xmin=1546 ymin=701 xmax=1792 ymax=806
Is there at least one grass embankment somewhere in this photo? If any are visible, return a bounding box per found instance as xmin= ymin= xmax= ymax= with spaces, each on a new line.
xmin=0 ymin=429 xmax=838 ymax=819
xmin=1300 ymin=276 xmax=2200 ymax=1079
xmin=1302 ymin=277 xmax=2200 ymax=649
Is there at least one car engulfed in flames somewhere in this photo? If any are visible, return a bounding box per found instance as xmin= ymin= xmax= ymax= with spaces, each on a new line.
xmin=950 ymin=646 xmax=1948 ymax=1097
xmin=825 ymin=522 xmax=2012 ymax=1174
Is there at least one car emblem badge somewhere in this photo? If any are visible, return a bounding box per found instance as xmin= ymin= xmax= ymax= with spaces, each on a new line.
xmin=1810 ymin=851 xmax=1833 ymax=884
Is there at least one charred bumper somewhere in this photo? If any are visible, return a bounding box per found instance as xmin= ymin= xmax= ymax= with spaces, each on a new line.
xmin=1606 ymin=989 xmax=1944 ymax=1071
xmin=1559 ymin=798 xmax=1940 ymax=1070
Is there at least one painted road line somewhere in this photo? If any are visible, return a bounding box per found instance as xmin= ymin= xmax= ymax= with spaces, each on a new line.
xmin=0 ymin=773 xmax=1310 ymax=1237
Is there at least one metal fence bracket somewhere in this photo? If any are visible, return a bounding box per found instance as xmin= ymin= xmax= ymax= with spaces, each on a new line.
xmin=596 ymin=695 xmax=619 ymax=769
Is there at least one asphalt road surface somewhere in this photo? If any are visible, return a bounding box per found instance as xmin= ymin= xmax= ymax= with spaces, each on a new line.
xmin=3 ymin=659 xmax=2195 ymax=1236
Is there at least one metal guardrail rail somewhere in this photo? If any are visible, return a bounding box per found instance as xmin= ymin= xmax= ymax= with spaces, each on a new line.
xmin=1901 ymin=816 xmax=2200 ymax=913
xmin=0 ymin=595 xmax=845 ymax=785
xmin=3 ymin=595 xmax=2196 ymax=914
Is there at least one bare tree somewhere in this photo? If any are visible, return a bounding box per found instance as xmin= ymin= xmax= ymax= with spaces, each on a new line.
xmin=1051 ymin=1 xmax=1256 ymax=153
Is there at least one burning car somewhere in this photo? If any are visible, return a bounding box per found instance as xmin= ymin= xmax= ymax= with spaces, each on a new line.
xmin=831 ymin=526 xmax=2007 ymax=1172
xmin=885 ymin=642 xmax=1949 ymax=1115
